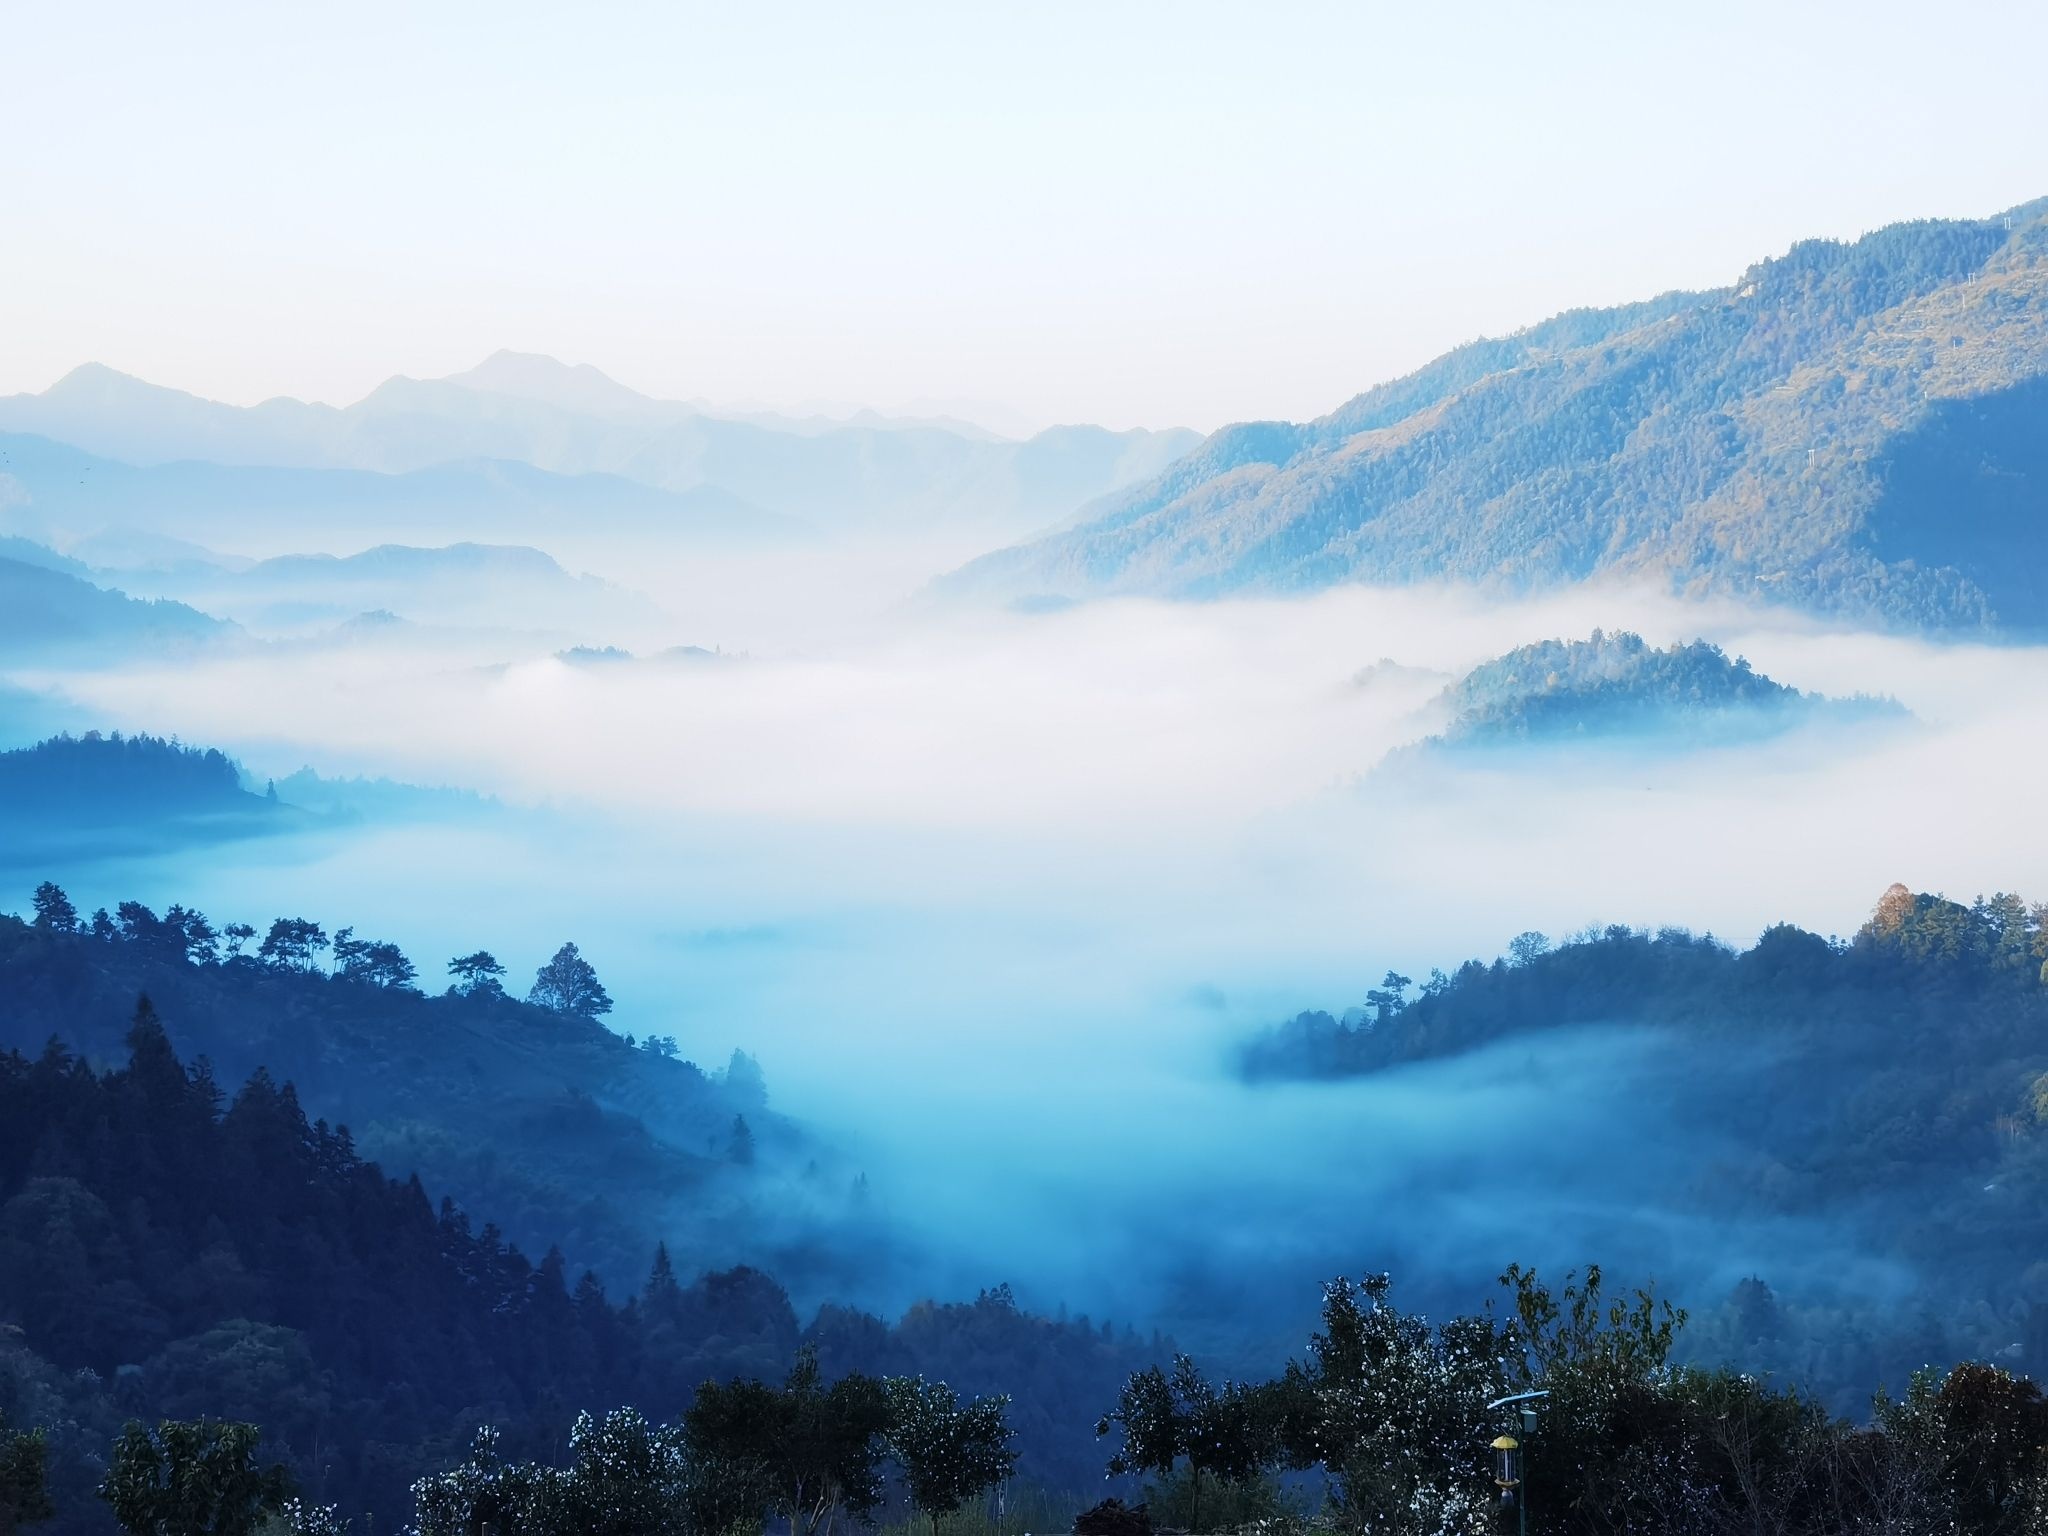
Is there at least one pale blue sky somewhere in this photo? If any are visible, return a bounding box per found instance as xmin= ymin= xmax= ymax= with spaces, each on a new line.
xmin=3 ymin=0 xmax=2045 ymax=432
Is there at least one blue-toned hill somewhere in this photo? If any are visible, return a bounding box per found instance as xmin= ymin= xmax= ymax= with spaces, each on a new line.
xmin=1417 ymin=630 xmax=1901 ymax=751
xmin=947 ymin=199 xmax=2048 ymax=630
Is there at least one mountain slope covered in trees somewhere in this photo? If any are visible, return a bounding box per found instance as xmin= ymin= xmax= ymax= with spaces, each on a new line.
xmin=0 ymin=735 xmax=294 ymax=866
xmin=946 ymin=199 xmax=2048 ymax=628
xmin=0 ymin=1010 xmax=1159 ymax=1533
xmin=1239 ymin=885 xmax=2048 ymax=1401
xmin=0 ymin=894 xmax=837 ymax=1309
xmin=1410 ymin=630 xmax=1901 ymax=751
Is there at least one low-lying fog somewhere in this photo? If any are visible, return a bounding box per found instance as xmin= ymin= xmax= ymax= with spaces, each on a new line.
xmin=11 ymin=567 xmax=2047 ymax=1356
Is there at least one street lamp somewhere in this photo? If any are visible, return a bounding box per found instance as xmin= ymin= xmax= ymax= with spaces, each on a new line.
xmin=1486 ymin=1390 xmax=1548 ymax=1536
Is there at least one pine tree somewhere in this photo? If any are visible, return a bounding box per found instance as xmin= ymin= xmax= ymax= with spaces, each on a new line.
xmin=28 ymin=882 xmax=77 ymax=933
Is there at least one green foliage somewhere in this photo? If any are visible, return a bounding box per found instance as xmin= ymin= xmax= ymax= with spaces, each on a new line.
xmin=0 ymin=1409 xmax=53 ymax=1536
xmin=1422 ymin=630 xmax=1897 ymax=751
xmin=0 ymin=734 xmax=250 ymax=818
xmin=404 ymin=1427 xmax=557 ymax=1536
xmin=1277 ymin=1274 xmax=1510 ymax=1535
xmin=0 ymin=978 xmax=1159 ymax=1529
xmin=256 ymin=919 xmax=328 ymax=973
xmin=683 ymin=1348 xmax=892 ymax=1536
xmin=1097 ymin=1355 xmax=1282 ymax=1531
xmin=1132 ymin=1468 xmax=1296 ymax=1535
xmin=330 ymin=929 xmax=418 ymax=991
xmin=883 ymin=1379 xmax=1016 ymax=1536
xmin=253 ymin=1499 xmax=348 ymax=1536
xmin=527 ymin=942 xmax=612 ymax=1019
xmin=1870 ymin=1364 xmax=2048 ymax=1536
xmin=27 ymin=886 xmax=75 ymax=936
xmin=98 ymin=1420 xmax=292 ymax=1536
xmin=446 ymin=950 xmax=506 ymax=997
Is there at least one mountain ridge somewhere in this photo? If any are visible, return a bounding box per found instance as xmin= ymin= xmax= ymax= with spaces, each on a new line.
xmin=0 ymin=358 xmax=1201 ymax=539
xmin=942 ymin=198 xmax=2048 ymax=628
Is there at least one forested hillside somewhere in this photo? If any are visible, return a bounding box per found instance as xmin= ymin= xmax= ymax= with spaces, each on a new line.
xmin=1241 ymin=885 xmax=2048 ymax=1396
xmin=0 ymin=889 xmax=847 ymax=1307
xmin=0 ymin=735 xmax=291 ymax=864
xmin=0 ymin=1010 xmax=1159 ymax=1532
xmin=947 ymin=199 xmax=2048 ymax=628
xmin=1410 ymin=630 xmax=1899 ymax=751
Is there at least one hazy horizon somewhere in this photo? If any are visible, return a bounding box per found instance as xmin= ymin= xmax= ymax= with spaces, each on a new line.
xmin=5 ymin=1 xmax=2046 ymax=433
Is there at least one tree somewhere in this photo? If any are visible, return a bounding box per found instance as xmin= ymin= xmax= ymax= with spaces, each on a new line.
xmin=223 ymin=921 xmax=256 ymax=958
xmin=405 ymin=1427 xmax=552 ymax=1536
xmin=1100 ymin=1355 xmax=1281 ymax=1533
xmin=256 ymin=1501 xmax=349 ymax=1536
xmin=1498 ymin=1264 xmax=1694 ymax=1533
xmin=0 ymin=1410 xmax=53 ymax=1536
xmin=683 ymin=1347 xmax=892 ymax=1536
xmin=161 ymin=904 xmax=219 ymax=965
xmin=728 ymin=1113 xmax=756 ymax=1166
xmin=546 ymin=1409 xmax=691 ymax=1536
xmin=333 ymin=929 xmax=418 ymax=990
xmin=1276 ymin=1274 xmax=1510 ymax=1534
xmin=257 ymin=918 xmax=329 ymax=973
xmin=115 ymin=901 xmax=162 ymax=946
xmin=643 ymin=1244 xmax=683 ymax=1314
xmin=448 ymin=950 xmax=508 ymax=998
xmin=28 ymin=883 xmax=76 ymax=934
xmin=528 ymin=943 xmax=612 ymax=1019
xmin=884 ymin=1378 xmax=1015 ymax=1536
xmin=777 ymin=1351 xmax=891 ymax=1536
xmin=1363 ymin=969 xmax=1412 ymax=1023
xmin=679 ymin=1380 xmax=777 ymax=1536
xmin=725 ymin=1049 xmax=767 ymax=1105
xmin=99 ymin=1420 xmax=292 ymax=1536
xmin=1507 ymin=931 xmax=1551 ymax=967
xmin=1872 ymin=1363 xmax=2048 ymax=1535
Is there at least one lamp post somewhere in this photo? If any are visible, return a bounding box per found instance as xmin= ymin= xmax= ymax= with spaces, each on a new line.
xmin=1486 ymin=1390 xmax=1548 ymax=1536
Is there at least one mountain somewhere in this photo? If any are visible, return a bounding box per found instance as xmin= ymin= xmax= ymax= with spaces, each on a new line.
xmin=1409 ymin=630 xmax=1902 ymax=751
xmin=0 ymin=909 xmax=1162 ymax=1529
xmin=442 ymin=349 xmax=672 ymax=416
xmin=944 ymin=199 xmax=2048 ymax=629
xmin=0 ymin=432 xmax=794 ymax=558
xmin=0 ymin=886 xmax=840 ymax=1310
xmin=0 ymin=733 xmax=291 ymax=865
xmin=0 ymin=555 xmax=230 ymax=662
xmin=0 ymin=357 xmax=1200 ymax=541
xmin=1235 ymin=884 xmax=2048 ymax=1418
xmin=131 ymin=541 xmax=663 ymax=638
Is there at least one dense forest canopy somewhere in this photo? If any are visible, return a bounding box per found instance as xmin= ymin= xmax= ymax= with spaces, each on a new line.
xmin=0 ymin=889 xmax=1167 ymax=1532
xmin=0 ymin=734 xmax=259 ymax=816
xmin=1240 ymin=885 xmax=2048 ymax=1410
xmin=1413 ymin=630 xmax=1899 ymax=750
xmin=8 ymin=878 xmax=2048 ymax=1533
xmin=0 ymin=886 xmax=820 ymax=1300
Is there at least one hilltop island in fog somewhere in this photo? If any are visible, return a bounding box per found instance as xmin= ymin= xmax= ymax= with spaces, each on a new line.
xmin=1405 ymin=629 xmax=1905 ymax=755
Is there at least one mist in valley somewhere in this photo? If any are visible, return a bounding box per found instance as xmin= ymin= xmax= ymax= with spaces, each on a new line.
xmin=7 ymin=529 xmax=2040 ymax=1379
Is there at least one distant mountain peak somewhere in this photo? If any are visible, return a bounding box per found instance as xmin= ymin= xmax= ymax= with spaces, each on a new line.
xmin=437 ymin=350 xmax=663 ymax=415
xmin=41 ymin=361 xmax=172 ymax=400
